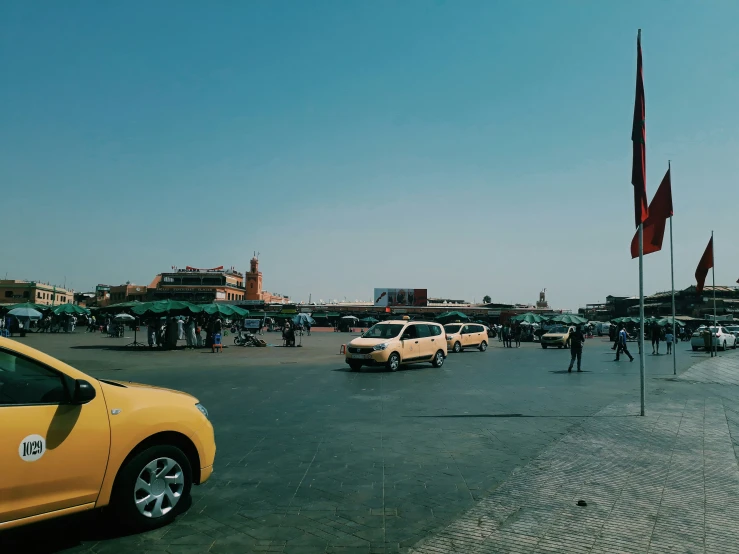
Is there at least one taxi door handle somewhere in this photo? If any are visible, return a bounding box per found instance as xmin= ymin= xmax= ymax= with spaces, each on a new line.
xmin=414 ymin=340 xmax=419 ymax=343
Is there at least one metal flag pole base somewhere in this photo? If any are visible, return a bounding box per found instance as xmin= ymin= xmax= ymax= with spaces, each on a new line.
xmin=126 ymin=318 xmax=146 ymax=347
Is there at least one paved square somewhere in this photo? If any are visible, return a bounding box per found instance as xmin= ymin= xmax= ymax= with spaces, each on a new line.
xmin=1 ymin=330 xmax=735 ymax=553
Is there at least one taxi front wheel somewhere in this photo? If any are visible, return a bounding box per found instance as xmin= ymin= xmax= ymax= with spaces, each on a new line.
xmin=111 ymin=444 xmax=193 ymax=530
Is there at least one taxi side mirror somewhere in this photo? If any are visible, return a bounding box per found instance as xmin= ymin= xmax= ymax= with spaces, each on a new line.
xmin=65 ymin=378 xmax=96 ymax=405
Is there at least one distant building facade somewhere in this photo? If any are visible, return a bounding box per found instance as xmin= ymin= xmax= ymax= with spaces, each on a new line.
xmin=149 ymin=265 xmax=246 ymax=303
xmin=109 ymin=284 xmax=148 ymax=304
xmin=0 ymin=280 xmax=73 ymax=306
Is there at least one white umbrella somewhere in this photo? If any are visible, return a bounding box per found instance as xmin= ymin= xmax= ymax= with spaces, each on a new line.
xmin=341 ymin=315 xmax=358 ymax=320
xmin=115 ymin=313 xmax=136 ymax=321
xmin=8 ymin=307 xmax=43 ymax=319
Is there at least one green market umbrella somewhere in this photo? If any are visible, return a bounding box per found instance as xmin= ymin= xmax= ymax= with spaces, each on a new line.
xmin=52 ymin=304 xmax=90 ymax=316
xmin=131 ymin=300 xmax=202 ymax=316
xmin=548 ymin=314 xmax=588 ymax=325
xmin=510 ymin=312 xmax=545 ymax=324
xmin=435 ymin=311 xmax=470 ymax=323
xmin=200 ymin=304 xmax=250 ymax=317
xmin=359 ymin=317 xmax=379 ymax=324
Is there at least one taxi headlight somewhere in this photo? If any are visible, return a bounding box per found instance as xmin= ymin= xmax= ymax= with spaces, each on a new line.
xmin=195 ymin=403 xmax=209 ymax=419
xmin=373 ymin=343 xmax=388 ymax=351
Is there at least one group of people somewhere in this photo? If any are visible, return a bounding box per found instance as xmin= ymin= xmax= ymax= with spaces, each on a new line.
xmin=497 ymin=323 xmax=526 ymax=347
xmin=609 ymin=321 xmax=675 ymax=357
xmin=146 ymin=315 xmax=224 ymax=350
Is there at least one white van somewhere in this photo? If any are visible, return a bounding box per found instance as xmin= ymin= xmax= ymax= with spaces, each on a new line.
xmin=596 ymin=322 xmax=612 ymax=336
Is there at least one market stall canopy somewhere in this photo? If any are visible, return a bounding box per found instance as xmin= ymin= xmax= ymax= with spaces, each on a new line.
xmin=200 ymin=304 xmax=250 ymax=317
xmin=655 ymin=317 xmax=684 ymax=327
xmin=436 ymin=311 xmax=470 ymax=323
xmin=52 ymin=304 xmax=90 ymax=316
xmin=548 ymin=314 xmax=588 ymax=325
xmin=359 ymin=317 xmax=379 ymax=324
xmin=98 ymin=300 xmax=144 ymax=312
xmin=341 ymin=315 xmax=359 ymax=320
xmin=510 ymin=312 xmax=545 ymax=324
xmin=8 ymin=307 xmax=43 ymax=319
xmin=1 ymin=302 xmax=49 ymax=313
xmin=131 ymin=300 xmax=202 ymax=316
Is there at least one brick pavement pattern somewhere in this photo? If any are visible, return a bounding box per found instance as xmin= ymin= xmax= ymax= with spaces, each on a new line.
xmin=410 ymin=351 xmax=739 ymax=554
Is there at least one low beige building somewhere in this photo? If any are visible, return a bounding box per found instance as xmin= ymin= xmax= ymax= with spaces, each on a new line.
xmin=0 ymin=280 xmax=74 ymax=306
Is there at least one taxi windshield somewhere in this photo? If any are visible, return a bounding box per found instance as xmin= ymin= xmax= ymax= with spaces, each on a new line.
xmin=445 ymin=325 xmax=462 ymax=333
xmin=363 ymin=324 xmax=404 ymax=339
xmin=548 ymin=326 xmax=568 ymax=334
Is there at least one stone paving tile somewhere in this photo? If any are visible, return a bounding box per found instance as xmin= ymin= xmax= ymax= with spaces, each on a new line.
xmin=410 ymin=352 xmax=739 ymax=554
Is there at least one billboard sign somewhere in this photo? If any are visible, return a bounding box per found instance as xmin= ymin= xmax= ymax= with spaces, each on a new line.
xmin=374 ymin=288 xmax=428 ymax=307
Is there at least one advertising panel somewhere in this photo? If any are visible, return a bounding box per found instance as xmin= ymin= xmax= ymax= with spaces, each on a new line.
xmin=373 ymin=288 xmax=428 ymax=307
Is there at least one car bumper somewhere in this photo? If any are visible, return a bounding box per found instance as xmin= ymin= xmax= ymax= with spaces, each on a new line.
xmin=199 ymin=464 xmax=214 ymax=484
xmin=345 ymin=350 xmax=389 ymax=365
xmin=541 ymin=340 xmax=564 ymax=346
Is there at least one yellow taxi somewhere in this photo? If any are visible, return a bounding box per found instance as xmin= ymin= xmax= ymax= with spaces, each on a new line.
xmin=0 ymin=337 xmax=216 ymax=531
xmin=345 ymin=320 xmax=447 ymax=371
xmin=444 ymin=323 xmax=489 ymax=353
xmin=540 ymin=325 xmax=575 ymax=348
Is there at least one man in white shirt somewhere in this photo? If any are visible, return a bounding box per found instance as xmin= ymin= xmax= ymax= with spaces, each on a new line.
xmin=615 ymin=325 xmax=634 ymax=362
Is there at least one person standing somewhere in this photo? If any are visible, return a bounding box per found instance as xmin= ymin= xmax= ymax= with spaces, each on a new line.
xmin=514 ymin=325 xmax=522 ymax=348
xmin=651 ymin=321 xmax=661 ymax=355
xmin=614 ymin=325 xmax=634 ymax=362
xmin=702 ymin=327 xmax=713 ymax=357
xmin=568 ymin=325 xmax=586 ymax=372
xmin=177 ymin=317 xmax=185 ymax=340
xmin=665 ymin=328 xmax=674 ymax=355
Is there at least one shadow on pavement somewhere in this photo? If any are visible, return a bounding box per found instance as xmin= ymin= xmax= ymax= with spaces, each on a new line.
xmin=0 ymin=497 xmax=192 ymax=553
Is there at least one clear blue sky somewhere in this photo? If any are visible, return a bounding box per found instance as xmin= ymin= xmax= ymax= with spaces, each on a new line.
xmin=2 ymin=1 xmax=738 ymax=309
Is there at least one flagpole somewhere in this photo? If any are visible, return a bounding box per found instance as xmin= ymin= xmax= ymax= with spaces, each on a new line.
xmin=669 ymin=161 xmax=676 ymax=375
xmin=639 ymin=223 xmax=646 ymax=415
xmin=712 ymin=230 xmax=716 ymax=357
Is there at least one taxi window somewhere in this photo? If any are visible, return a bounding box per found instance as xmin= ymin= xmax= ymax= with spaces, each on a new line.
xmin=429 ymin=325 xmax=443 ymax=337
xmin=461 ymin=325 xmax=471 ymax=334
xmin=0 ymin=350 xmax=67 ymax=406
xmin=401 ymin=325 xmax=418 ymax=339
xmin=415 ymin=324 xmax=431 ymax=338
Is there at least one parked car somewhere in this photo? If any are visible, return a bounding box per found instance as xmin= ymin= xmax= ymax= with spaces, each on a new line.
xmin=0 ymin=337 xmax=216 ymax=531
xmin=725 ymin=325 xmax=739 ymax=341
xmin=444 ymin=324 xmax=489 ymax=353
xmin=690 ymin=326 xmax=738 ymax=351
xmin=541 ymin=326 xmax=575 ymax=349
xmin=345 ymin=320 xmax=447 ymax=371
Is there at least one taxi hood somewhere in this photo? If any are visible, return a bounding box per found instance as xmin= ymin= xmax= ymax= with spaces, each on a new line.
xmin=99 ymin=379 xmax=198 ymax=401
xmin=349 ymin=337 xmax=396 ymax=348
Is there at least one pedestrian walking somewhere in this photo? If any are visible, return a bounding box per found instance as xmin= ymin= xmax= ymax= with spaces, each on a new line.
xmin=665 ymin=328 xmax=674 ymax=355
xmin=514 ymin=325 xmax=522 ymax=348
xmin=498 ymin=324 xmax=503 ymax=342
xmin=568 ymin=325 xmax=586 ymax=372
xmin=614 ymin=325 xmax=634 ymax=362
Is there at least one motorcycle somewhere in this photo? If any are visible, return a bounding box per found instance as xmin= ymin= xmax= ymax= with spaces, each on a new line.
xmin=234 ymin=329 xmax=262 ymax=347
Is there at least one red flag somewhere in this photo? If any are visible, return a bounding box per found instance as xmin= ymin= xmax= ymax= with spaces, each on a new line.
xmin=695 ymin=237 xmax=714 ymax=295
xmin=630 ymin=167 xmax=673 ymax=258
xmin=631 ymin=30 xmax=648 ymax=228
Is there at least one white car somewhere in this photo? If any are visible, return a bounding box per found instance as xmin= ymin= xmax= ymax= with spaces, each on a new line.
xmin=725 ymin=326 xmax=739 ymax=340
xmin=690 ymin=326 xmax=737 ymax=351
